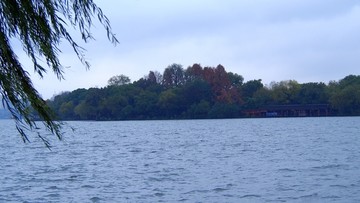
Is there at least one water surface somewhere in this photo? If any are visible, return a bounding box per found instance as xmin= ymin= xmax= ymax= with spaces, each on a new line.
xmin=0 ymin=117 xmax=359 ymax=202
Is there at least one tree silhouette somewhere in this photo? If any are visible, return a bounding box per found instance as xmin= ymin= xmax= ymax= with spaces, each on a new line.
xmin=0 ymin=0 xmax=118 ymax=147
xmin=108 ymin=75 xmax=131 ymax=86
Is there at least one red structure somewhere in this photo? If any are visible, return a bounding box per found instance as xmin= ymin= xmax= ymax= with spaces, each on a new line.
xmin=244 ymin=104 xmax=330 ymax=117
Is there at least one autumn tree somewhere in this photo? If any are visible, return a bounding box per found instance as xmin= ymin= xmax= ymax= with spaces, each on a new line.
xmin=143 ymin=71 xmax=162 ymax=85
xmin=202 ymin=65 xmax=240 ymax=103
xmin=0 ymin=0 xmax=118 ymax=147
xmin=185 ymin=63 xmax=203 ymax=82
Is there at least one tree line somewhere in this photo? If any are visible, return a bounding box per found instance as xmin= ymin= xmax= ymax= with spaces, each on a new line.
xmin=47 ymin=63 xmax=360 ymax=120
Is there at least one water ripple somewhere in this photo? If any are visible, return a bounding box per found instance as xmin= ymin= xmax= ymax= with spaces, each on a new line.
xmin=0 ymin=118 xmax=359 ymax=202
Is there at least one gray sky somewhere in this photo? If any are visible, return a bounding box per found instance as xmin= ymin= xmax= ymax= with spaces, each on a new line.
xmin=25 ymin=0 xmax=360 ymax=99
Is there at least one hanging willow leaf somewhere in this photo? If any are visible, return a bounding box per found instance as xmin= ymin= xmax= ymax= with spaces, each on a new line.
xmin=0 ymin=0 xmax=118 ymax=148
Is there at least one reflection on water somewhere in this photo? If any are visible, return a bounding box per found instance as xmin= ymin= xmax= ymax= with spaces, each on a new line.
xmin=0 ymin=117 xmax=359 ymax=202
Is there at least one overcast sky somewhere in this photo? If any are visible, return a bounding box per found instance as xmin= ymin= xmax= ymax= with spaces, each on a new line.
xmin=23 ymin=0 xmax=360 ymax=99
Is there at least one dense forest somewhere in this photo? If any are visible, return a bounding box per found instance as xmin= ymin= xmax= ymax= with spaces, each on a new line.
xmin=47 ymin=63 xmax=360 ymax=120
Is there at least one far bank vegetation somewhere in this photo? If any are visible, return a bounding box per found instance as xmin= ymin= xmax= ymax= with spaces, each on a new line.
xmin=47 ymin=63 xmax=360 ymax=120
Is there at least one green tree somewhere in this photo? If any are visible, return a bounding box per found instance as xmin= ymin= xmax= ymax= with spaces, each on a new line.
xmin=227 ymin=72 xmax=244 ymax=88
xmin=329 ymin=75 xmax=360 ymax=115
xmin=74 ymin=101 xmax=95 ymax=120
xmin=208 ymin=103 xmax=240 ymax=118
xmin=186 ymin=100 xmax=211 ymax=119
xmin=108 ymin=74 xmax=131 ymax=86
xmin=133 ymin=91 xmax=159 ymax=118
xmin=251 ymin=87 xmax=272 ymax=108
xmin=0 ymin=0 xmax=118 ymax=146
xmin=157 ymin=88 xmax=184 ymax=118
xmin=330 ymin=85 xmax=360 ymax=115
xmin=242 ymin=79 xmax=264 ymax=99
xmin=338 ymin=75 xmax=360 ymax=88
xmin=268 ymin=80 xmax=300 ymax=104
xmin=182 ymin=79 xmax=212 ymax=106
xmin=99 ymin=94 xmax=128 ymax=120
xmin=298 ymin=82 xmax=328 ymax=104
xmin=59 ymin=101 xmax=75 ymax=119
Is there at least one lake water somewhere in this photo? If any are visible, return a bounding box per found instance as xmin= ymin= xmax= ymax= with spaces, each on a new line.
xmin=0 ymin=117 xmax=359 ymax=202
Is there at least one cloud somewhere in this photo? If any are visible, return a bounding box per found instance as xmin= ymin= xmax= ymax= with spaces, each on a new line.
xmin=203 ymin=3 xmax=360 ymax=83
xmin=25 ymin=0 xmax=360 ymax=98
